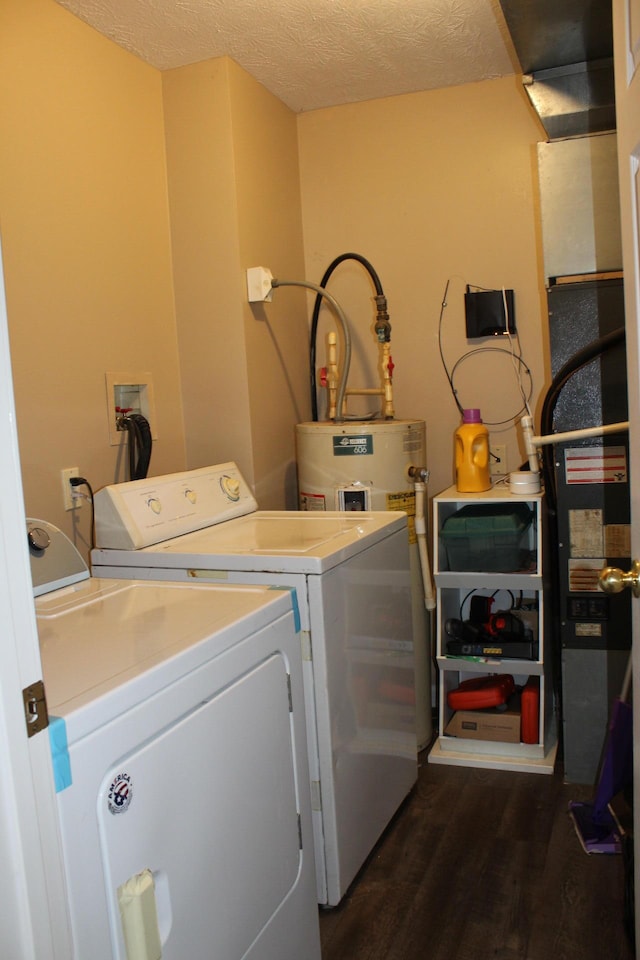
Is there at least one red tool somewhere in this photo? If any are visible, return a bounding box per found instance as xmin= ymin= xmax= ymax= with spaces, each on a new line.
xmin=447 ymin=674 xmax=515 ymax=711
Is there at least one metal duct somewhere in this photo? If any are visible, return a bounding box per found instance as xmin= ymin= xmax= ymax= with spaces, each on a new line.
xmin=499 ymin=0 xmax=616 ymax=138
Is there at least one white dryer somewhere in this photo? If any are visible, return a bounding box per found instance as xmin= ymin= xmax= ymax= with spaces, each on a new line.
xmin=30 ymin=519 xmax=320 ymax=960
xmin=91 ymin=462 xmax=418 ymax=907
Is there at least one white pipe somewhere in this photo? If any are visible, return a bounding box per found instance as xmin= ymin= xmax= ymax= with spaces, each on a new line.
xmin=413 ymin=480 xmax=436 ymax=611
xmin=521 ymin=414 xmax=629 ymax=472
xmin=521 ymin=415 xmax=543 ymax=473
xmin=530 ymin=420 xmax=629 ymax=446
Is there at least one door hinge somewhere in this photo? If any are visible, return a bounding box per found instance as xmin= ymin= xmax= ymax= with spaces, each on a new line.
xmin=301 ymin=630 xmax=312 ymax=661
xmin=22 ymin=680 xmax=49 ymax=738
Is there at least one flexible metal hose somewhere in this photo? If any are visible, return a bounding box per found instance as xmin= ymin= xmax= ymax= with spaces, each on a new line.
xmin=272 ymin=278 xmax=352 ymax=423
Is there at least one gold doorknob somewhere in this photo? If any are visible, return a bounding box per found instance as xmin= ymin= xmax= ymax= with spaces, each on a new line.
xmin=599 ymin=560 xmax=640 ymax=598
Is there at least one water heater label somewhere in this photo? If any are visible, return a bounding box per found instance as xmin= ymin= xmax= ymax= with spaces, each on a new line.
xmin=386 ymin=491 xmax=417 ymax=544
xmin=299 ymin=492 xmax=326 ymax=511
xmin=332 ymin=436 xmax=373 ymax=456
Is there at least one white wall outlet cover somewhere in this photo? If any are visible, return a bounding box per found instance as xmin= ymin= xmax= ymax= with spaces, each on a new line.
xmin=61 ymin=466 xmax=81 ymax=511
xmin=246 ymin=267 xmax=274 ymax=303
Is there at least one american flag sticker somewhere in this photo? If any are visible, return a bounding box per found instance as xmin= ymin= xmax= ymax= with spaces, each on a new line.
xmin=564 ymin=446 xmax=627 ymax=484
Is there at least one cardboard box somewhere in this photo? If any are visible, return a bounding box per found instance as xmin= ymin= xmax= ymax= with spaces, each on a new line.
xmin=445 ymin=706 xmax=521 ymax=743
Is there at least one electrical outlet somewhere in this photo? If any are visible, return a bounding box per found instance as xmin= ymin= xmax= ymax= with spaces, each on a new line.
xmin=61 ymin=467 xmax=81 ymax=511
xmin=490 ymin=444 xmax=508 ymax=477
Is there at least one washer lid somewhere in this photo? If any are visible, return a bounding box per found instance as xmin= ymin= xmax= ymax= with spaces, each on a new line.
xmin=35 ymin=578 xmax=292 ymax=740
xmin=92 ymin=510 xmax=407 ymax=575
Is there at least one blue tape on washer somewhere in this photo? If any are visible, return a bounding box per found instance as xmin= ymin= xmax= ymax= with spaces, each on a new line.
xmin=269 ymin=586 xmax=301 ymax=634
xmin=48 ymin=716 xmax=72 ymax=793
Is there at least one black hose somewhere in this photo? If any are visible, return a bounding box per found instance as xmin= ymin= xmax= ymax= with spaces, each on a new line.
xmin=309 ymin=253 xmax=386 ymax=421
xmin=122 ymin=413 xmax=152 ymax=480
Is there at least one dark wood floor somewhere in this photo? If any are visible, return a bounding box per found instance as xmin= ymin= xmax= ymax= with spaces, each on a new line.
xmin=320 ymin=753 xmax=634 ymax=960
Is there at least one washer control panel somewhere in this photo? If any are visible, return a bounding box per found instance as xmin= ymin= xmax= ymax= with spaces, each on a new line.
xmin=94 ymin=463 xmax=257 ymax=549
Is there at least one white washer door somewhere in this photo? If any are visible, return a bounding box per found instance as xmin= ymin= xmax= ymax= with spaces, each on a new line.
xmin=96 ymin=653 xmax=303 ymax=959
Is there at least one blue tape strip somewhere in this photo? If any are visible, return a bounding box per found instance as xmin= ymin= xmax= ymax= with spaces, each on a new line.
xmin=269 ymin=586 xmax=301 ymax=633
xmin=48 ymin=716 xmax=72 ymax=793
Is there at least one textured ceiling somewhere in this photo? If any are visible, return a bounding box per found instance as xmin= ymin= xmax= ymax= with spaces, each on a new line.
xmin=54 ymin=0 xmax=518 ymax=112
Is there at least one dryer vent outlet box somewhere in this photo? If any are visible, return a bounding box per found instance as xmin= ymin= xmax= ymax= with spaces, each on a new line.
xmin=465 ymin=289 xmax=515 ymax=338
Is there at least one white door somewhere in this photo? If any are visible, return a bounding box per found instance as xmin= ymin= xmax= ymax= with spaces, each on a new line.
xmin=0 ymin=239 xmax=72 ymax=957
xmin=613 ymin=0 xmax=640 ymax=948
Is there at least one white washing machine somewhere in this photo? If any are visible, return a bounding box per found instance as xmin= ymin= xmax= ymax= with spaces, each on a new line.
xmin=91 ymin=463 xmax=418 ymax=907
xmin=30 ymin=519 xmax=320 ymax=960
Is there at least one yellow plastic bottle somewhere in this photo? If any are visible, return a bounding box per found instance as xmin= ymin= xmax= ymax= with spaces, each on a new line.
xmin=455 ymin=408 xmax=491 ymax=492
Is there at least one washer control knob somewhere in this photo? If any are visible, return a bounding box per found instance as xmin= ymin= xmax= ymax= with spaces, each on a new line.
xmin=146 ymin=497 xmax=162 ymax=515
xmin=28 ymin=526 xmax=50 ymax=552
xmin=185 ymin=488 xmax=197 ymax=505
xmin=220 ymin=475 xmax=240 ymax=501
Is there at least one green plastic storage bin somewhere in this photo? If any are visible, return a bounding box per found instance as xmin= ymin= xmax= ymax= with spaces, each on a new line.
xmin=440 ymin=502 xmax=534 ymax=572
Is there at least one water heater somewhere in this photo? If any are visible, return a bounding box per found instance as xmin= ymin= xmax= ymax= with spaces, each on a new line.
xmin=295 ymin=419 xmax=432 ymax=749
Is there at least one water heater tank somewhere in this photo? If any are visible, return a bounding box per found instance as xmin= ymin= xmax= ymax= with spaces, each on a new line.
xmin=296 ymin=419 xmax=424 ymax=509
xmin=295 ymin=419 xmax=432 ymax=749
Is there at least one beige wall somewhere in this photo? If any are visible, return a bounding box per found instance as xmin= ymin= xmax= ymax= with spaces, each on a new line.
xmin=1 ymin=0 xmax=309 ymax=563
xmin=163 ymin=57 xmax=308 ymax=509
xmin=0 ymin=0 xmax=185 ymax=556
xmin=229 ymin=61 xmax=309 ymax=508
xmin=1 ymin=0 xmax=552 ymax=562
xmin=163 ymin=59 xmax=253 ymax=480
xmin=297 ymin=78 xmax=550 ymax=500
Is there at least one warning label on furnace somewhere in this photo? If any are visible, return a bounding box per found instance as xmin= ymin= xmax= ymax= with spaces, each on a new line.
xmin=575 ymin=622 xmax=603 ymax=638
xmin=569 ymin=509 xmax=603 ymax=558
xmin=568 ymin=558 xmax=605 ymax=592
xmin=568 ymin=510 xmax=631 ymax=562
xmin=564 ymin=445 xmax=627 ymax=484
xmin=605 ymin=524 xmax=631 ymax=557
